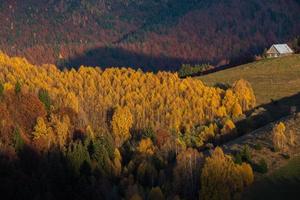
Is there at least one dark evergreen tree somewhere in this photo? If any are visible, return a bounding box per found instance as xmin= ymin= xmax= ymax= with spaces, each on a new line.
xmin=38 ymin=89 xmax=51 ymax=112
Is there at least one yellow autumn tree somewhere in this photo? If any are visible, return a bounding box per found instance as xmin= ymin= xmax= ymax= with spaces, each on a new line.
xmin=200 ymin=147 xmax=254 ymax=200
xmin=137 ymin=138 xmax=155 ymax=155
xmin=113 ymin=148 xmax=122 ymax=176
xmin=233 ymin=79 xmax=256 ymax=111
xmin=32 ymin=117 xmax=55 ymax=150
xmin=112 ymin=106 xmax=133 ymax=147
xmin=3 ymin=82 xmax=13 ymax=91
xmin=200 ymin=123 xmax=216 ymax=142
xmin=272 ymin=122 xmax=287 ymax=151
xmin=32 ymin=117 xmax=48 ymax=140
xmin=232 ymin=102 xmax=243 ymax=118
xmin=222 ymin=89 xmax=237 ymax=114
xmin=86 ymin=125 xmax=95 ymax=139
xmin=237 ymin=163 xmax=254 ymax=186
xmin=51 ymin=114 xmax=70 ymax=148
xmin=65 ymin=92 xmax=79 ymax=113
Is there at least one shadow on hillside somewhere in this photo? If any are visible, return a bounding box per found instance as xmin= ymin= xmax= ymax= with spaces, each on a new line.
xmin=0 ymin=145 xmax=114 ymax=200
xmin=214 ymin=92 xmax=300 ymax=146
xmin=58 ymin=46 xmax=213 ymax=72
xmin=242 ymin=176 xmax=300 ymax=200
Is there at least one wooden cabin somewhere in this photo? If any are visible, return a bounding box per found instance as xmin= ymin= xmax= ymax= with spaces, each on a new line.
xmin=266 ymin=44 xmax=294 ymax=58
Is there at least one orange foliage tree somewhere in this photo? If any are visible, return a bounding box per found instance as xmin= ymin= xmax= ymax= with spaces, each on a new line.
xmin=201 ymin=147 xmax=254 ymax=200
xmin=112 ymin=106 xmax=133 ymax=147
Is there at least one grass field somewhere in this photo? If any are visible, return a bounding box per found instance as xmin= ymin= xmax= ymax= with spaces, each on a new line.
xmin=243 ymin=156 xmax=300 ymax=200
xmin=199 ymin=55 xmax=300 ymax=105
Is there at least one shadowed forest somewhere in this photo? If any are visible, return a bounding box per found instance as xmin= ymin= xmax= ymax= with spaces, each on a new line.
xmin=1 ymin=0 xmax=300 ymax=70
xmin=60 ymin=46 xmax=207 ymax=72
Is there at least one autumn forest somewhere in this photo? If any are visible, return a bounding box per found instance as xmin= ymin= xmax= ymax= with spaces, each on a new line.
xmin=1 ymin=0 xmax=300 ymax=200
xmin=0 ymin=52 xmax=260 ymax=199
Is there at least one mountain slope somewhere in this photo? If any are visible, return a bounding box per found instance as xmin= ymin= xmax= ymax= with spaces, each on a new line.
xmin=0 ymin=0 xmax=300 ymax=70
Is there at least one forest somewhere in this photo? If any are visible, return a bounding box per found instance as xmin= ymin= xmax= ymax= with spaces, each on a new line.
xmin=1 ymin=1 xmax=299 ymax=199
xmin=0 ymin=52 xmax=259 ymax=199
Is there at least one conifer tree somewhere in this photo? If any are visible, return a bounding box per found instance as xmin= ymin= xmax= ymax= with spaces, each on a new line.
xmin=13 ymin=127 xmax=24 ymax=153
xmin=0 ymin=82 xmax=4 ymax=97
xmin=38 ymin=89 xmax=51 ymax=113
xmin=15 ymin=81 xmax=21 ymax=95
xmin=66 ymin=141 xmax=91 ymax=174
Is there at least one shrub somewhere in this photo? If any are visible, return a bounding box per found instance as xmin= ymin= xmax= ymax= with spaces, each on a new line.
xmin=253 ymin=158 xmax=268 ymax=173
xmin=253 ymin=143 xmax=262 ymax=151
xmin=234 ymin=145 xmax=252 ymax=165
xmin=178 ymin=63 xmax=213 ymax=77
xmin=214 ymin=83 xmax=231 ymax=90
xmin=241 ymin=145 xmax=252 ymax=163
xmin=234 ymin=152 xmax=243 ymax=164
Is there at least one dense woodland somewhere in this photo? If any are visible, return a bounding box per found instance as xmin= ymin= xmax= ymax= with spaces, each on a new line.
xmin=0 ymin=52 xmax=259 ymax=199
xmin=0 ymin=0 xmax=300 ymax=70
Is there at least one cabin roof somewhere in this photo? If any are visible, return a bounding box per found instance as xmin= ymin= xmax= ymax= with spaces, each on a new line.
xmin=272 ymin=44 xmax=294 ymax=54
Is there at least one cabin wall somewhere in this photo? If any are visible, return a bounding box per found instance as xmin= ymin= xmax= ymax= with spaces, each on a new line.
xmin=267 ymin=52 xmax=292 ymax=58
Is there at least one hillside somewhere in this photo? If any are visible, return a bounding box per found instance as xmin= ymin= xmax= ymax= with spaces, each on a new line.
xmin=219 ymin=114 xmax=300 ymax=199
xmin=199 ymin=55 xmax=300 ymax=105
xmin=244 ymin=155 xmax=300 ymax=199
xmin=1 ymin=0 xmax=300 ymax=70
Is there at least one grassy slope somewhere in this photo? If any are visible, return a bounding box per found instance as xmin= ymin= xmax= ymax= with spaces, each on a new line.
xmin=243 ymin=156 xmax=300 ymax=200
xmin=199 ymin=55 xmax=300 ymax=105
